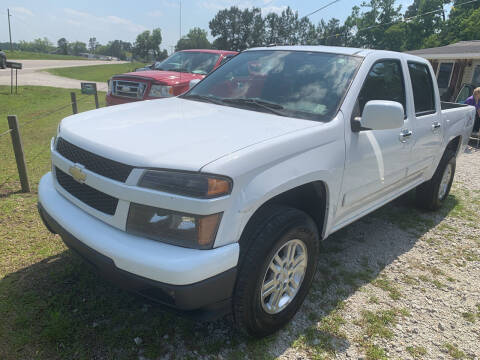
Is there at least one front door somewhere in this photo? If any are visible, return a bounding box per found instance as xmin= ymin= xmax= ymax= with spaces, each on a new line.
xmin=336 ymin=59 xmax=414 ymax=224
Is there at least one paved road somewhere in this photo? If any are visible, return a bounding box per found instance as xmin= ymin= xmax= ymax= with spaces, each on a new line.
xmin=0 ymin=60 xmax=127 ymax=92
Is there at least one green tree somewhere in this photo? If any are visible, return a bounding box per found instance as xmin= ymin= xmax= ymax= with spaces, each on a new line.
xmin=88 ymin=37 xmax=97 ymax=53
xmin=18 ymin=38 xmax=54 ymax=53
xmin=133 ymin=30 xmax=152 ymax=60
xmin=149 ymin=28 xmax=162 ymax=59
xmin=57 ymin=38 xmax=68 ymax=55
xmin=175 ymin=28 xmax=211 ymax=51
xmin=440 ymin=0 xmax=480 ymax=44
xmin=209 ymin=7 xmax=264 ymax=51
xmin=404 ymin=0 xmax=445 ymax=50
xmin=68 ymin=41 xmax=87 ymax=56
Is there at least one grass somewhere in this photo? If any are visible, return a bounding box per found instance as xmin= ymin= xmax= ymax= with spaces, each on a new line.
xmin=46 ymin=62 xmax=146 ymax=82
xmin=406 ymin=345 xmax=427 ymax=358
xmin=5 ymin=50 xmax=89 ymax=60
xmin=0 ymin=86 xmax=479 ymax=358
xmin=444 ymin=343 xmax=465 ymax=359
xmin=372 ymin=277 xmax=402 ymax=300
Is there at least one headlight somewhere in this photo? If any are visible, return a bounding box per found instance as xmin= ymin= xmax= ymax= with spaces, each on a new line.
xmin=126 ymin=203 xmax=222 ymax=249
xmin=139 ymin=170 xmax=232 ymax=198
xmin=149 ymin=84 xmax=174 ymax=98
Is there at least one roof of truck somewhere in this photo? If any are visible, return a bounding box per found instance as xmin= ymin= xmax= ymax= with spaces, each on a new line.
xmin=247 ymin=45 xmax=367 ymax=56
xmin=246 ymin=45 xmax=429 ymax=63
xmin=180 ymin=49 xmax=238 ymax=55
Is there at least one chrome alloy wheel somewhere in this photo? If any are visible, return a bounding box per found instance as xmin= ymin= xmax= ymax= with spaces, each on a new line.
xmin=260 ymin=239 xmax=308 ymax=314
xmin=438 ymin=163 xmax=453 ymax=200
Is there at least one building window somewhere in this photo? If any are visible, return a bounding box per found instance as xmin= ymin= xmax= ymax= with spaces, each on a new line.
xmin=436 ymin=62 xmax=454 ymax=95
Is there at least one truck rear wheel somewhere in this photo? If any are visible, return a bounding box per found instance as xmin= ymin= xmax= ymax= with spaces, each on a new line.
xmin=233 ymin=205 xmax=319 ymax=337
xmin=415 ymin=151 xmax=456 ymax=210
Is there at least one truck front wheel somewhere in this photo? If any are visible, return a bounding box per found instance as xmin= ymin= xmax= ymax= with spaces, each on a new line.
xmin=416 ymin=151 xmax=456 ymax=210
xmin=233 ymin=205 xmax=319 ymax=337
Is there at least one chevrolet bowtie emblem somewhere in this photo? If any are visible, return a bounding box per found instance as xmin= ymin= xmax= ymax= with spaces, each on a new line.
xmin=69 ymin=164 xmax=87 ymax=183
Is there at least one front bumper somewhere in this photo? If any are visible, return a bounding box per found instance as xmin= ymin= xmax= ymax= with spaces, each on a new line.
xmin=38 ymin=173 xmax=239 ymax=313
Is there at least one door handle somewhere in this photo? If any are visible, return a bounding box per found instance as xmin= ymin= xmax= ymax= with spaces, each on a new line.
xmin=432 ymin=121 xmax=441 ymax=130
xmin=399 ymin=130 xmax=413 ymax=143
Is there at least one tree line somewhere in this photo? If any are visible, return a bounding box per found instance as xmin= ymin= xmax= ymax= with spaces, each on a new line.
xmin=177 ymin=0 xmax=480 ymax=52
xmin=3 ymin=0 xmax=479 ymax=62
xmin=2 ymin=29 xmax=168 ymax=61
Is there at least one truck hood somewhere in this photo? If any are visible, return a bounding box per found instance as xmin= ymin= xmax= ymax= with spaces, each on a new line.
xmin=59 ymin=97 xmax=317 ymax=172
xmin=117 ymin=70 xmax=204 ymax=85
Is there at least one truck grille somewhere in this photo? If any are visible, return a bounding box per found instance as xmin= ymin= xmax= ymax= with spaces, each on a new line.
xmin=55 ymin=167 xmax=118 ymax=215
xmin=112 ymin=79 xmax=146 ymax=99
xmin=56 ymin=138 xmax=133 ymax=182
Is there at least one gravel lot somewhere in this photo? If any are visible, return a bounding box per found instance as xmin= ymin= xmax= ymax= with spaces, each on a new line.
xmin=270 ymin=145 xmax=480 ymax=360
xmin=0 ymin=60 xmax=125 ymax=91
xmin=172 ymin=146 xmax=479 ymax=360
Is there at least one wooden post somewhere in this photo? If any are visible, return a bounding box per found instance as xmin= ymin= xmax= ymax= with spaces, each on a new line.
xmin=70 ymin=92 xmax=78 ymax=114
xmin=94 ymin=92 xmax=99 ymax=109
xmin=7 ymin=115 xmax=30 ymax=193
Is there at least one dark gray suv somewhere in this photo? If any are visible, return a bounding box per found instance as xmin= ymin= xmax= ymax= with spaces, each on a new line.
xmin=0 ymin=49 xmax=7 ymax=69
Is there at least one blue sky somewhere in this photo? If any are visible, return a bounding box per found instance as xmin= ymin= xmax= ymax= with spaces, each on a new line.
xmin=1 ymin=0 xmax=414 ymax=52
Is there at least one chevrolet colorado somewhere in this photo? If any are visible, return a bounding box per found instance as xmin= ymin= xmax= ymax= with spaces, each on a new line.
xmin=106 ymin=49 xmax=237 ymax=106
xmin=38 ymin=46 xmax=475 ymax=337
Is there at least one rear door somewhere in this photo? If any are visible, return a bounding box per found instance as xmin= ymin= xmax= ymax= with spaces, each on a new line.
xmin=405 ymin=61 xmax=443 ymax=178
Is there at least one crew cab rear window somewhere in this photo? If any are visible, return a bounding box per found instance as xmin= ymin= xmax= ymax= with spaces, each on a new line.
xmin=408 ymin=62 xmax=436 ymax=116
xmin=358 ymin=59 xmax=406 ymax=115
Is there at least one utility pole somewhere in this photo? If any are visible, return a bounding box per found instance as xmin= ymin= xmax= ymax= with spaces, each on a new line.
xmin=179 ymin=0 xmax=182 ymax=41
xmin=7 ymin=8 xmax=13 ymax=51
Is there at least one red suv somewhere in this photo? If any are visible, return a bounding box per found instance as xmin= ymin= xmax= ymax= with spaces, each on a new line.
xmin=106 ymin=49 xmax=238 ymax=106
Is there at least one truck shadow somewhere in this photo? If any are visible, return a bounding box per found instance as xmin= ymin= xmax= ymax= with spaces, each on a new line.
xmin=0 ymin=192 xmax=458 ymax=359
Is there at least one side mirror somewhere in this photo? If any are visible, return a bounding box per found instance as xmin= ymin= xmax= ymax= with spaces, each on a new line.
xmin=354 ymin=100 xmax=404 ymax=131
xmin=189 ymin=79 xmax=201 ymax=89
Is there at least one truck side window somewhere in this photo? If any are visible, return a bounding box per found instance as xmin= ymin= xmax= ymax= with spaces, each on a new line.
xmin=358 ymin=60 xmax=406 ymax=116
xmin=407 ymin=62 xmax=436 ymax=116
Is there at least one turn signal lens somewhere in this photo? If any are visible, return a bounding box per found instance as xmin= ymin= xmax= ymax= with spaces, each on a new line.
xmin=207 ymin=178 xmax=231 ymax=197
xmin=198 ymin=213 xmax=222 ymax=246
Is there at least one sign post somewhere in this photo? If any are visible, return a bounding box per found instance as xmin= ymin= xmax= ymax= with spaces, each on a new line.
xmin=7 ymin=61 xmax=22 ymax=95
xmin=81 ymin=82 xmax=99 ymax=109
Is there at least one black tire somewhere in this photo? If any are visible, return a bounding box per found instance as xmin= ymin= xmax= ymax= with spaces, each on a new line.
xmin=0 ymin=57 xmax=6 ymax=69
xmin=415 ymin=150 xmax=456 ymax=211
xmin=233 ymin=205 xmax=319 ymax=337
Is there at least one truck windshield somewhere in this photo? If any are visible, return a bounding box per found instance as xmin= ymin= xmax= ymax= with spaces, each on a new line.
xmin=154 ymin=52 xmax=220 ymax=75
xmin=183 ymin=50 xmax=361 ymax=121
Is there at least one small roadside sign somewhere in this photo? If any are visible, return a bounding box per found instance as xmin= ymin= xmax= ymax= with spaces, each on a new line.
xmin=81 ymin=82 xmax=97 ymax=95
xmin=7 ymin=61 xmax=22 ymax=70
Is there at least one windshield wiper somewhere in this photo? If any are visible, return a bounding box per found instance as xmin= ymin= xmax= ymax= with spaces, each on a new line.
xmin=182 ymin=94 xmax=225 ymax=105
xmin=221 ymin=98 xmax=287 ymax=116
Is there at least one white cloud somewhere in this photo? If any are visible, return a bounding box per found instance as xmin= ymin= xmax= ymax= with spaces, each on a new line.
xmin=11 ymin=6 xmax=34 ymax=17
xmin=63 ymin=8 xmax=147 ymax=34
xmin=148 ymin=10 xmax=163 ymax=17
xmin=261 ymin=5 xmax=287 ymax=15
xmin=198 ymin=0 xmax=286 ymax=14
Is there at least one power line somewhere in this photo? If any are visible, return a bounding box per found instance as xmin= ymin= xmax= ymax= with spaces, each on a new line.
xmin=304 ymin=0 xmax=341 ymax=18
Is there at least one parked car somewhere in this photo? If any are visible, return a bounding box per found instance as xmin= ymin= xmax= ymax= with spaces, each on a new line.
xmin=0 ymin=49 xmax=7 ymax=69
xmin=106 ymin=49 xmax=238 ymax=106
xmin=38 ymin=46 xmax=475 ymax=337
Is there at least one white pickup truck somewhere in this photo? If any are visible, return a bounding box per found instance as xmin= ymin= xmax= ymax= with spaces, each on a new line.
xmin=38 ymin=46 xmax=475 ymax=337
